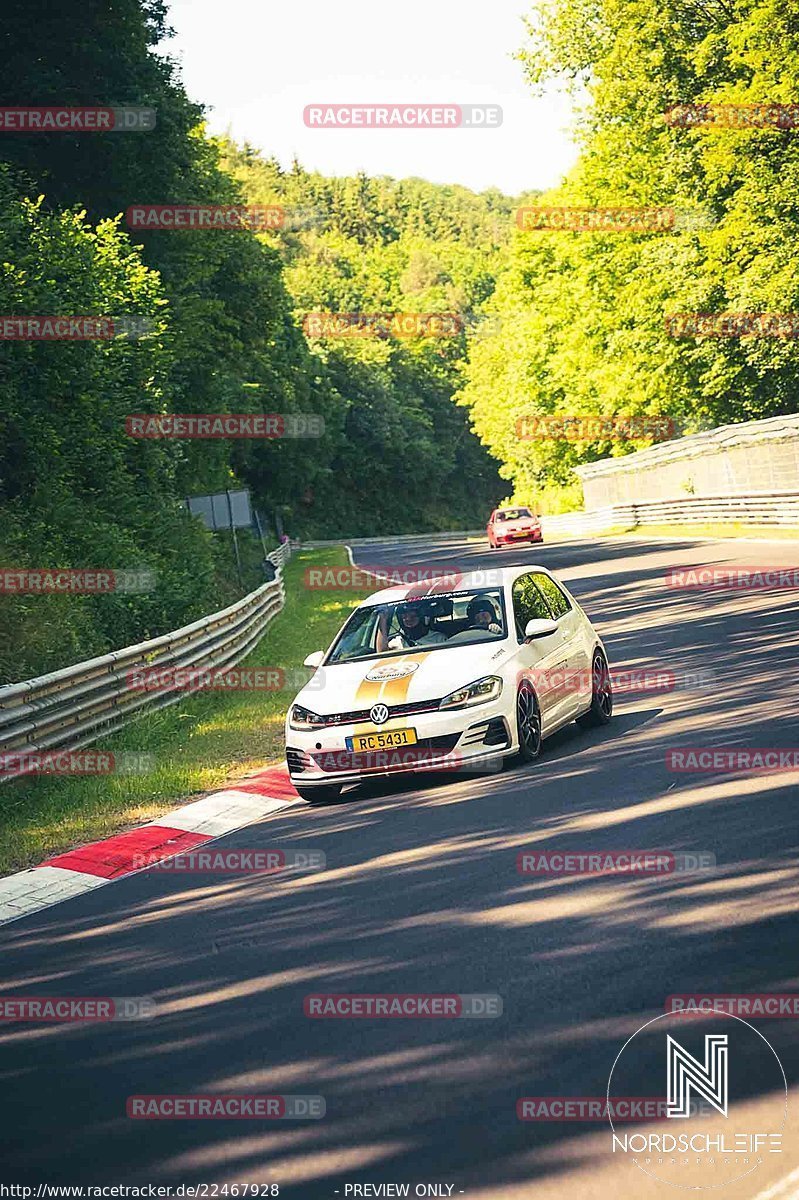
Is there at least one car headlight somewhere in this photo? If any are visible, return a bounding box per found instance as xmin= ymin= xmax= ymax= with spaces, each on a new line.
xmin=439 ymin=676 xmax=503 ymax=711
xmin=289 ymin=704 xmax=327 ymax=730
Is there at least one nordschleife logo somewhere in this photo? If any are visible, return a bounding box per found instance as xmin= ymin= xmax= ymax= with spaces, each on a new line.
xmin=607 ymin=1012 xmax=786 ymax=1189
xmin=666 ymin=1033 xmax=728 ymax=1118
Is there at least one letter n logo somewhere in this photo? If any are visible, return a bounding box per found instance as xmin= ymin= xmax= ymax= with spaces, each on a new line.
xmin=666 ymin=1034 xmax=728 ymax=1117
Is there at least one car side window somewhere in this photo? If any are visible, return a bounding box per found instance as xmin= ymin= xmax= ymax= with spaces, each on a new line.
xmin=512 ymin=574 xmax=551 ymax=639
xmin=533 ymin=573 xmax=571 ymax=619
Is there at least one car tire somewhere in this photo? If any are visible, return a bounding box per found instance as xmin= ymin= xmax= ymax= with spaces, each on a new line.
xmin=294 ymin=783 xmax=342 ymax=804
xmin=576 ymin=650 xmax=613 ymax=728
xmin=515 ymin=683 xmax=542 ymax=763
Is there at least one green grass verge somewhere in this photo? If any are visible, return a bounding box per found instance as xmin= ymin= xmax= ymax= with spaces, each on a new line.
xmin=0 ymin=546 xmax=372 ymax=877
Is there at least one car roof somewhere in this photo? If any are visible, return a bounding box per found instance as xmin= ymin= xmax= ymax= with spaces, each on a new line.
xmin=358 ymin=565 xmax=552 ymax=607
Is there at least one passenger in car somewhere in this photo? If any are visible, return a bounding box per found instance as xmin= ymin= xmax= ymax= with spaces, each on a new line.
xmin=466 ymin=597 xmax=503 ymax=634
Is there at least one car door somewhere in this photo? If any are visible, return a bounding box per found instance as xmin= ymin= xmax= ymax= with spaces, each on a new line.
xmin=532 ymin=571 xmax=590 ymax=718
xmin=510 ymin=572 xmax=572 ymax=733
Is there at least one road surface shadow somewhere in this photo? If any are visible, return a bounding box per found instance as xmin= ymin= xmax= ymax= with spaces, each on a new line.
xmin=1 ymin=535 xmax=798 ymax=1195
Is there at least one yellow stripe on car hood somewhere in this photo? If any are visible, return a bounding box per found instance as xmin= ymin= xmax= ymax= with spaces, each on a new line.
xmin=353 ymin=652 xmax=430 ymax=724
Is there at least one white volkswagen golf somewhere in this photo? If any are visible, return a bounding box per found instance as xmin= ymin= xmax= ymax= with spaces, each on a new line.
xmin=285 ymin=565 xmax=612 ymax=801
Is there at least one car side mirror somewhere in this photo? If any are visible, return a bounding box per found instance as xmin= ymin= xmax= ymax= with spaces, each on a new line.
xmin=524 ymin=618 xmax=559 ymax=641
xmin=303 ymin=650 xmax=325 ymax=669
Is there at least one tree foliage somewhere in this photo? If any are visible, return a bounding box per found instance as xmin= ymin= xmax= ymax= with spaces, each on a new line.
xmin=0 ymin=0 xmax=509 ymax=678
xmin=458 ymin=0 xmax=799 ymax=509
xmin=218 ymin=150 xmax=510 ymax=535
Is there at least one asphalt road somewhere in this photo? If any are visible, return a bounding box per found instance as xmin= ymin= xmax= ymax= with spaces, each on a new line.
xmin=2 ymin=533 xmax=799 ymax=1199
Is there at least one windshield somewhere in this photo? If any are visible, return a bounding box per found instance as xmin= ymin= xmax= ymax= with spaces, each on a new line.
xmin=326 ymin=588 xmax=508 ymax=664
xmin=496 ymin=507 xmax=532 ymax=521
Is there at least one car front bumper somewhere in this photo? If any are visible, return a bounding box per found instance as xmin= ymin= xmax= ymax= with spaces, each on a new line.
xmin=496 ymin=531 xmax=542 ymax=545
xmin=286 ymin=703 xmax=514 ymax=788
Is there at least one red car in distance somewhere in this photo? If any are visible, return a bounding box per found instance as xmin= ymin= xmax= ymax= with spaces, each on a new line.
xmin=487 ymin=506 xmax=543 ymax=549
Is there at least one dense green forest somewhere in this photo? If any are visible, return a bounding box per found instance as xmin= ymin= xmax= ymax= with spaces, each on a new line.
xmin=219 ymin=149 xmax=525 ymax=535
xmin=1 ymin=0 xmax=797 ymax=682
xmin=459 ymin=0 xmax=799 ymax=507
xmin=0 ymin=0 xmax=509 ymax=682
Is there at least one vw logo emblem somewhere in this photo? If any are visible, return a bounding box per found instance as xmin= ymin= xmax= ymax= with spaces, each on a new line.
xmin=370 ymin=703 xmax=389 ymax=725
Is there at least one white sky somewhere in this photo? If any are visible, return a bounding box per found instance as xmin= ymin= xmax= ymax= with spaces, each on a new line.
xmin=161 ymin=0 xmax=579 ymax=196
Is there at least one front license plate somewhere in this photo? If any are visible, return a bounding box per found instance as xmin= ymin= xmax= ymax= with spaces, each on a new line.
xmin=347 ymin=728 xmax=418 ymax=752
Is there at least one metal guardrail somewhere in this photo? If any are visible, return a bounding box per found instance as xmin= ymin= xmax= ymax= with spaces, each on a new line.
xmin=540 ymin=491 xmax=799 ymax=538
xmin=329 ymin=493 xmax=799 ymax=555
xmin=331 ymin=492 xmax=799 ymax=551
xmin=0 ymin=540 xmax=293 ymax=783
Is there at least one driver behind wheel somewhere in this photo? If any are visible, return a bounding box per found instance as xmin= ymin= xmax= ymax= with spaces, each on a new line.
xmin=387 ymin=601 xmax=447 ymax=649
